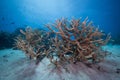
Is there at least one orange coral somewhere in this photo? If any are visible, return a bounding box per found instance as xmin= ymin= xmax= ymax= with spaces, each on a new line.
xmin=15 ymin=18 xmax=111 ymax=68
xmin=14 ymin=26 xmax=50 ymax=63
xmin=46 ymin=17 xmax=111 ymax=67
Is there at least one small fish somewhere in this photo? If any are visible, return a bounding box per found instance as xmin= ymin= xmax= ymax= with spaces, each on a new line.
xmin=11 ymin=22 xmax=15 ymax=24
xmin=24 ymin=24 xmax=28 ymax=27
xmin=1 ymin=17 xmax=5 ymax=20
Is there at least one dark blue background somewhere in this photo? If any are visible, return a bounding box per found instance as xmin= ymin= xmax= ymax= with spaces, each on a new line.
xmin=0 ymin=0 xmax=120 ymax=36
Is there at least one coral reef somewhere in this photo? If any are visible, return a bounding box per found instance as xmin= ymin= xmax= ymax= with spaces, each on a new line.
xmin=0 ymin=27 xmax=25 ymax=50
xmin=14 ymin=26 xmax=53 ymax=64
xmin=46 ymin=17 xmax=111 ymax=67
xmin=15 ymin=18 xmax=111 ymax=69
xmin=0 ymin=31 xmax=14 ymax=49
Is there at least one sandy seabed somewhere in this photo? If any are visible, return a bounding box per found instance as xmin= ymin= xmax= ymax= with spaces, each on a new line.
xmin=0 ymin=45 xmax=120 ymax=80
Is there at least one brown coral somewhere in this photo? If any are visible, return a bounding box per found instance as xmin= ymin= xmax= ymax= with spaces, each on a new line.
xmin=46 ymin=17 xmax=111 ymax=67
xmin=15 ymin=17 xmax=111 ymax=68
xmin=14 ymin=26 xmax=51 ymax=64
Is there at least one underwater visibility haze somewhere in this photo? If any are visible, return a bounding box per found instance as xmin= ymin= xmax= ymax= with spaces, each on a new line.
xmin=0 ymin=0 xmax=120 ymax=80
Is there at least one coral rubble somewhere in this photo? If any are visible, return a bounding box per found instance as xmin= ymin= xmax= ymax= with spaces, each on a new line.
xmin=15 ymin=18 xmax=111 ymax=69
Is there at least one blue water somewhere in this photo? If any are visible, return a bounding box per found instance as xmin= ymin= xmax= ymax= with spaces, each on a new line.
xmin=0 ymin=0 xmax=120 ymax=36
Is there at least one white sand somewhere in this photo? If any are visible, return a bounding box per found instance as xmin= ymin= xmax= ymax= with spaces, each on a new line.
xmin=0 ymin=45 xmax=120 ymax=80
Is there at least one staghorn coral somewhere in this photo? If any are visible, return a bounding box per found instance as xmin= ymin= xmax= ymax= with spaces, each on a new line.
xmin=14 ymin=26 xmax=52 ymax=64
xmin=15 ymin=18 xmax=111 ymax=70
xmin=46 ymin=17 xmax=111 ymax=68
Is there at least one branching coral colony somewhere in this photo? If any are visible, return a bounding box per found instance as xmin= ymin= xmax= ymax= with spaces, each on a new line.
xmin=14 ymin=27 xmax=53 ymax=64
xmin=15 ymin=17 xmax=111 ymax=69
